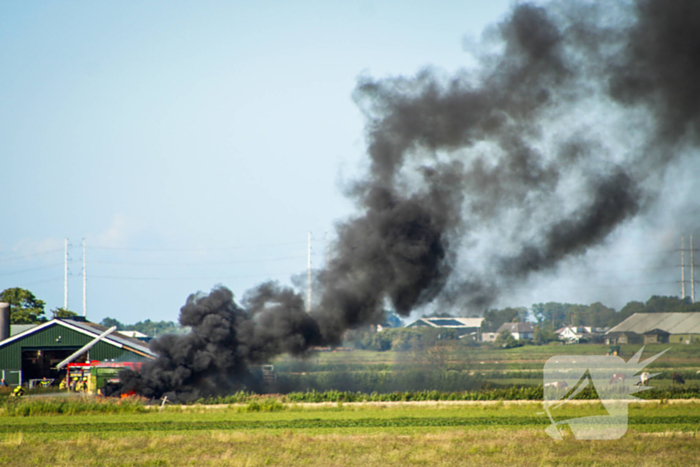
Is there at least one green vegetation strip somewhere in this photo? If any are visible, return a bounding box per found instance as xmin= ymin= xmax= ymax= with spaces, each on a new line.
xmin=3 ymin=415 xmax=699 ymax=434
xmin=197 ymin=386 xmax=700 ymax=404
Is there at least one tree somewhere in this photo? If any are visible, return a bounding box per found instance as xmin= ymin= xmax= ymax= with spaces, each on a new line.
xmin=533 ymin=324 xmax=558 ymax=345
xmin=641 ymin=295 xmax=700 ymax=313
xmin=100 ymin=317 xmax=124 ymax=329
xmin=619 ymin=300 xmax=644 ymax=318
xmin=482 ymin=307 xmax=522 ymax=332
xmin=532 ymin=302 xmax=574 ymax=330
xmin=99 ymin=317 xmax=185 ymax=336
xmin=0 ymin=288 xmax=47 ymax=324
xmin=51 ymin=307 xmax=78 ymax=319
xmin=494 ymin=329 xmax=520 ymax=348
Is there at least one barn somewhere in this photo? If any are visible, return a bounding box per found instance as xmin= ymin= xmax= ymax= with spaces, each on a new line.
xmin=406 ymin=317 xmax=484 ymax=339
xmin=0 ymin=316 xmax=156 ymax=386
xmin=605 ymin=312 xmax=700 ymax=344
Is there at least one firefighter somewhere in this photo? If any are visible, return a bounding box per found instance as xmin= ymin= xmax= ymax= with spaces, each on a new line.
xmin=11 ymin=385 xmax=24 ymax=397
xmin=81 ymin=376 xmax=88 ymax=393
xmin=59 ymin=378 xmax=67 ymax=390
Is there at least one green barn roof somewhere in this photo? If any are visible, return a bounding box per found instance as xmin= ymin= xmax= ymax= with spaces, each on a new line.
xmin=0 ymin=318 xmax=156 ymax=359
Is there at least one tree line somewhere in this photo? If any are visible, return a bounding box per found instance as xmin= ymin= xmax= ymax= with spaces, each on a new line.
xmin=529 ymin=295 xmax=700 ymax=331
xmin=0 ymin=287 xmax=78 ymax=323
xmin=0 ymin=287 xmax=184 ymax=336
xmin=2 ymin=286 xmax=697 ymax=338
xmin=99 ymin=317 xmax=186 ymax=337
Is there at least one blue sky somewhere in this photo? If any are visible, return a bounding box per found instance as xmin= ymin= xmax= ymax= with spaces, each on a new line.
xmin=0 ymin=1 xmax=514 ymax=323
xmin=0 ymin=1 xmax=692 ymax=325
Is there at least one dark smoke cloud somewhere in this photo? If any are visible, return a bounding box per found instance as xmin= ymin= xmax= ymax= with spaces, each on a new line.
xmin=609 ymin=0 xmax=700 ymax=143
xmin=121 ymin=0 xmax=700 ymax=399
xmin=119 ymin=284 xmax=322 ymax=400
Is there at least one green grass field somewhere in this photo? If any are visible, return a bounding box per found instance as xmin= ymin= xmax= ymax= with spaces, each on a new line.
xmin=1 ymin=344 xmax=697 ymax=465
xmin=1 ymin=399 xmax=699 ymax=466
xmin=268 ymin=343 xmax=700 ymax=394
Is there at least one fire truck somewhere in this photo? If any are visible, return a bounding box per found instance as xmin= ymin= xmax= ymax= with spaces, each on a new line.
xmin=65 ymin=361 xmax=143 ymax=395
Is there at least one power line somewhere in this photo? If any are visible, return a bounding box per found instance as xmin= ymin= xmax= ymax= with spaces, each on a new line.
xmin=0 ymin=248 xmax=63 ymax=263
xmin=582 ymin=250 xmax=677 ymax=258
xmin=90 ymin=255 xmax=306 ymax=266
xmin=87 ymin=240 xmax=307 ymax=252
xmin=578 ymin=266 xmax=676 ymax=274
xmin=1 ymin=276 xmax=64 ymax=287
xmin=0 ymin=263 xmax=63 ymax=276
xmin=532 ymin=280 xmax=678 ymax=291
xmin=90 ymin=271 xmax=301 ymax=281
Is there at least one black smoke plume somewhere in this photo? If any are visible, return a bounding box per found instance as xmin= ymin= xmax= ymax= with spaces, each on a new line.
xmin=119 ymin=0 xmax=700 ymax=400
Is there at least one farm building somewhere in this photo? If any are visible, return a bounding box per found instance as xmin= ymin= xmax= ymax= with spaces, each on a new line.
xmin=0 ymin=316 xmax=156 ymax=386
xmin=481 ymin=332 xmax=498 ymax=342
xmin=496 ymin=322 xmax=534 ymax=340
xmin=642 ymin=328 xmax=670 ymax=344
xmin=556 ymin=325 xmax=607 ymax=344
xmin=604 ymin=331 xmax=642 ymax=345
xmin=606 ymin=312 xmax=700 ymax=344
xmin=117 ymin=330 xmax=152 ymax=343
xmin=406 ymin=317 xmax=484 ymax=338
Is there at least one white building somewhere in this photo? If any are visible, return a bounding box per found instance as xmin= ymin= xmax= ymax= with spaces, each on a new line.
xmin=496 ymin=322 xmax=534 ymax=340
xmin=556 ymin=325 xmax=607 ymax=344
xmin=406 ymin=317 xmax=484 ymax=338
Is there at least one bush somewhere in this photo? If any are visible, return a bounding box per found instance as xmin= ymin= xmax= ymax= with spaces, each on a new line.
xmin=1 ymin=396 xmax=147 ymax=416
xmin=495 ymin=330 xmax=522 ymax=348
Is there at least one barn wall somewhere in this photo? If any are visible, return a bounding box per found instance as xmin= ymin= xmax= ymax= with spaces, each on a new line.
xmin=0 ymin=322 xmax=152 ymax=385
xmin=0 ymin=323 xmax=94 ymax=369
xmin=670 ymin=334 xmax=700 ymax=344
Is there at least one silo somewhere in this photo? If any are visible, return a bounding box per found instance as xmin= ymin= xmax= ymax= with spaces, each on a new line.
xmin=0 ymin=302 xmax=9 ymax=342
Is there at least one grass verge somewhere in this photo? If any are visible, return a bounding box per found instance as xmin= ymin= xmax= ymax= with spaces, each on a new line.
xmin=0 ymin=402 xmax=698 ymax=467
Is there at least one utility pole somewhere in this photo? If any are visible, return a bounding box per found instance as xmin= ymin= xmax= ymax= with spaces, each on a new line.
xmin=677 ymin=235 xmax=698 ymax=301
xmin=307 ymin=232 xmax=312 ymax=312
xmin=82 ymin=238 xmax=87 ymax=317
xmin=682 ymin=236 xmax=686 ymax=299
xmin=64 ymin=238 xmax=69 ymax=310
xmin=692 ymin=235 xmax=696 ymax=303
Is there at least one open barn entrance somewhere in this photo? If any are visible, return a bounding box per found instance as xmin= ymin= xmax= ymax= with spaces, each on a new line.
xmin=21 ymin=347 xmax=84 ymax=383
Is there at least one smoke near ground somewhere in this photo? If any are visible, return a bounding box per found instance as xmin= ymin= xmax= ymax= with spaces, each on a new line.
xmin=119 ymin=0 xmax=700 ymax=400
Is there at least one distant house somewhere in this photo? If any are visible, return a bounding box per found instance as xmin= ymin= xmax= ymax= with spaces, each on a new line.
xmin=642 ymin=329 xmax=670 ymax=344
xmin=604 ymin=331 xmax=642 ymax=345
xmin=406 ymin=317 xmax=484 ymax=338
xmin=481 ymin=332 xmax=498 ymax=342
xmin=496 ymin=322 xmax=534 ymax=340
xmin=556 ymin=326 xmax=606 ymax=344
xmin=117 ymin=330 xmax=152 ymax=343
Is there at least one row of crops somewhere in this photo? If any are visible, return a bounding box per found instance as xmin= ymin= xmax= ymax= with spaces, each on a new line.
xmin=4 ymin=415 xmax=700 ymax=432
xmin=196 ymin=385 xmax=700 ymax=405
xmin=1 ymin=386 xmax=698 ymax=417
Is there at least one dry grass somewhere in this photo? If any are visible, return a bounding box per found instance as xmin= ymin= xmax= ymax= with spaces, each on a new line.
xmin=0 ymin=402 xmax=698 ymax=466
xmin=0 ymin=427 xmax=698 ymax=466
